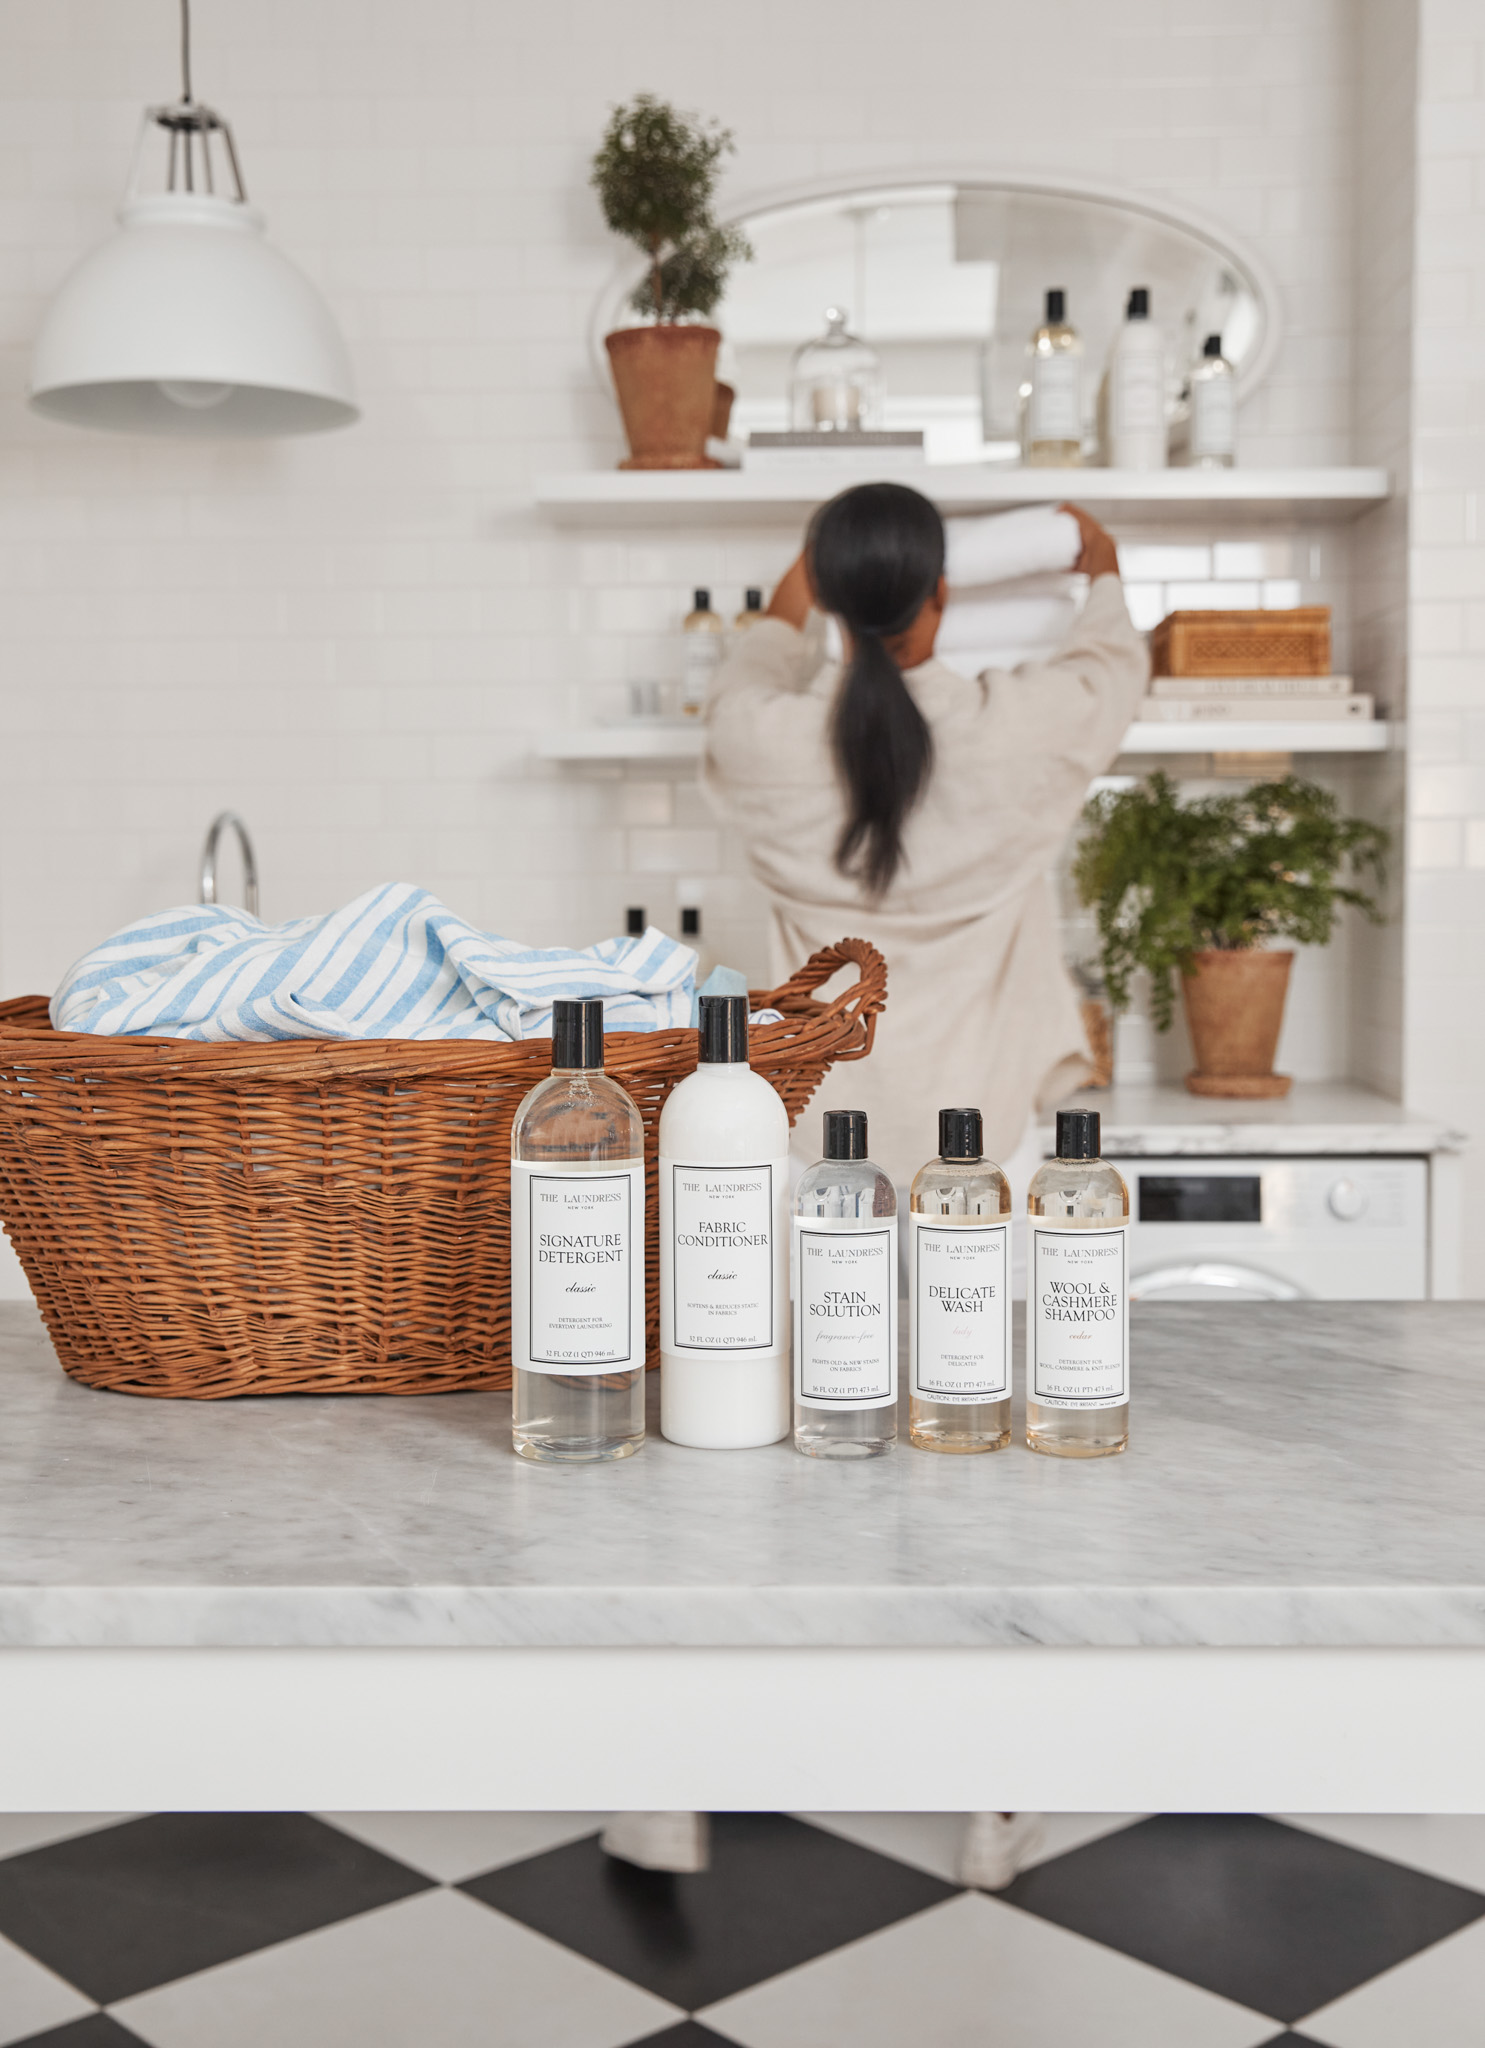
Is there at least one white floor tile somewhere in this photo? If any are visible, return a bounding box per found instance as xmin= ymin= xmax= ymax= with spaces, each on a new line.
xmin=794 ymin=1811 xmax=1144 ymax=1886
xmin=112 ymin=1887 xmax=682 ymax=2048
xmin=1275 ymin=1814 xmax=1485 ymax=1895
xmin=316 ymin=1810 xmax=608 ymax=1883
xmin=0 ymin=1931 xmax=94 ymax=2047
xmin=0 ymin=1813 xmax=133 ymax=1860
xmin=1299 ymin=1914 xmax=1485 ymax=2048
xmin=699 ymin=1891 xmax=1276 ymax=2048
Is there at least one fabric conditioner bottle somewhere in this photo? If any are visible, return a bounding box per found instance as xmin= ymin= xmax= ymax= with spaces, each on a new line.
xmin=1104 ymin=287 xmax=1167 ymax=470
xmin=908 ymin=1108 xmax=1013 ymax=1453
xmin=510 ymin=997 xmax=647 ymax=1463
xmin=1026 ymin=1108 xmax=1130 ymax=1458
xmin=792 ymin=1109 xmax=898 ymax=1458
xmin=659 ymin=993 xmax=790 ymax=1448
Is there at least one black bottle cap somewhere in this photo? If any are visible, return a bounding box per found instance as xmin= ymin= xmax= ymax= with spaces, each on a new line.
xmin=693 ymin=588 xmax=711 ymax=610
xmin=1127 ymin=287 xmax=1150 ymax=318
xmin=552 ymin=997 xmax=604 ymax=1070
xmin=1055 ymin=1108 xmax=1101 ymax=1160
xmin=1046 ymin=288 xmax=1065 ymax=323
xmin=681 ymin=906 xmax=701 ymax=937
xmin=699 ymin=993 xmax=749 ymax=1064
xmin=938 ymin=1107 xmax=983 ymax=1161
xmin=625 ymin=906 xmax=645 ymax=936
xmin=1203 ymin=332 xmax=1223 ymax=357
xmin=823 ymin=1109 xmax=868 ymax=1161
xmin=744 ymin=588 xmax=763 ymax=610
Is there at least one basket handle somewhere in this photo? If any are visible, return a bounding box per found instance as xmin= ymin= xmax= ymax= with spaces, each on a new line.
xmin=752 ymin=937 xmax=888 ymax=1065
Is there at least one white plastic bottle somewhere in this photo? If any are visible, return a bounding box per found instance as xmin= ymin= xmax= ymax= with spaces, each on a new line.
xmin=1104 ymin=287 xmax=1167 ymax=471
xmin=660 ymin=993 xmax=790 ymax=1448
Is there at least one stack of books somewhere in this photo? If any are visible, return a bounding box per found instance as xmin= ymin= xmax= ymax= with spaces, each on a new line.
xmin=1141 ymin=674 xmax=1373 ymax=722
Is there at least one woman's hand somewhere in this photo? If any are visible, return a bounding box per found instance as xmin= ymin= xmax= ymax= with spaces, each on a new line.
xmin=766 ymin=551 xmax=814 ymax=630
xmin=1060 ymin=503 xmax=1120 ymax=580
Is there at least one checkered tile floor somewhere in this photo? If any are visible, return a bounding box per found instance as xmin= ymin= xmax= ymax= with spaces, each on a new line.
xmin=0 ymin=1810 xmax=1482 ymax=2046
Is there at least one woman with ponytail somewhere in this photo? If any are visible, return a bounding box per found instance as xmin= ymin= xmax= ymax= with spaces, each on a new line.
xmin=703 ymin=480 xmax=1147 ymax=1194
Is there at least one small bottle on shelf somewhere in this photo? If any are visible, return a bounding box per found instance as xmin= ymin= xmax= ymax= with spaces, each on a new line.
xmin=1102 ymin=287 xmax=1167 ymax=471
xmin=625 ymin=906 xmax=646 ymax=937
xmin=793 ymin=1109 xmax=897 ymax=1459
xmin=681 ymin=589 xmax=724 ymax=716
xmin=908 ymin=1108 xmax=1012 ymax=1453
xmin=1021 ymin=289 xmax=1083 ymax=469
xmin=733 ymin=588 xmax=765 ymax=632
xmin=1026 ymin=1109 xmax=1130 ymax=1459
xmin=660 ymin=993 xmax=791 ymax=1449
xmin=1188 ymin=333 xmax=1236 ymax=469
xmin=510 ymin=997 xmax=646 ymax=1464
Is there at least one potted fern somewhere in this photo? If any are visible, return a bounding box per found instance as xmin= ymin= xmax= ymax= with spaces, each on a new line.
xmin=591 ymin=94 xmax=751 ymax=470
xmin=1074 ymin=772 xmax=1387 ymax=1098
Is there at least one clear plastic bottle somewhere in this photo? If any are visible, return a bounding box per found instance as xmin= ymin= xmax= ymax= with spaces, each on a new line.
xmin=1026 ymin=1108 xmax=1130 ymax=1459
xmin=909 ymin=1108 xmax=1012 ymax=1453
xmin=733 ymin=588 xmax=765 ymax=632
xmin=1188 ymin=333 xmax=1236 ymax=469
xmin=793 ymin=1109 xmax=897 ymax=1458
xmin=1020 ymin=289 xmax=1083 ymax=469
xmin=510 ymin=997 xmax=646 ymax=1463
xmin=681 ymin=589 xmax=724 ymax=717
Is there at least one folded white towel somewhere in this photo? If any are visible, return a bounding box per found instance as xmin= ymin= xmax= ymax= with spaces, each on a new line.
xmin=944 ymin=505 xmax=1081 ymax=589
xmin=937 ymin=593 xmax=1080 ymax=655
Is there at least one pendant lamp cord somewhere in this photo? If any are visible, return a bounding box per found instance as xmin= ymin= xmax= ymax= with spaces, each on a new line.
xmin=179 ymin=0 xmax=192 ymax=104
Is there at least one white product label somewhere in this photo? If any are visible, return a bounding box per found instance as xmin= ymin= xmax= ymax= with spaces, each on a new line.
xmin=1191 ymin=376 xmax=1236 ymax=457
xmin=793 ymin=1218 xmax=897 ymax=1410
xmin=510 ymin=1161 xmax=644 ymax=1374
xmin=664 ymin=1160 xmax=780 ymax=1352
xmin=1029 ymin=354 xmax=1081 ymax=442
xmin=1113 ymin=352 xmax=1165 ymax=434
xmin=1029 ymin=1225 xmax=1129 ymax=1410
xmin=910 ymin=1217 xmax=1011 ymax=1404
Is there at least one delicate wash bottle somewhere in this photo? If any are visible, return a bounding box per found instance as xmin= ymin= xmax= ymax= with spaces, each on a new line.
xmin=909 ymin=1108 xmax=1012 ymax=1453
xmin=792 ymin=1109 xmax=897 ymax=1458
xmin=1026 ymin=1108 xmax=1130 ymax=1458
xmin=510 ymin=997 xmax=646 ymax=1463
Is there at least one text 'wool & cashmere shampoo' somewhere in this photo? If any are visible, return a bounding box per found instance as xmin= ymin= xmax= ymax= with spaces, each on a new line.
xmin=659 ymin=993 xmax=790 ymax=1448
xmin=1026 ymin=1108 xmax=1130 ymax=1457
xmin=909 ymin=1108 xmax=1012 ymax=1452
xmin=793 ymin=1109 xmax=897 ymax=1458
xmin=510 ymin=997 xmax=646 ymax=1463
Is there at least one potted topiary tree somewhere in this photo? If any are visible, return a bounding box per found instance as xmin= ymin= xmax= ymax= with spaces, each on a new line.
xmin=1074 ymin=772 xmax=1388 ymax=1098
xmin=591 ymin=93 xmax=752 ymax=470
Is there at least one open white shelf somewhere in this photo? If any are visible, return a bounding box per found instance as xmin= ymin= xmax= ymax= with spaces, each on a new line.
xmin=535 ymin=466 xmax=1391 ymax=527
xmin=537 ymin=720 xmax=1396 ymax=763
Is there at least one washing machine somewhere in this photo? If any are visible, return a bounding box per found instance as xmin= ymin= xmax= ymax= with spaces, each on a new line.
xmin=1118 ymin=1155 xmax=1429 ymax=1301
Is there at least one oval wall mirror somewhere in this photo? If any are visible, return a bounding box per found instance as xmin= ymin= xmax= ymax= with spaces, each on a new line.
xmin=593 ymin=172 xmax=1279 ymax=464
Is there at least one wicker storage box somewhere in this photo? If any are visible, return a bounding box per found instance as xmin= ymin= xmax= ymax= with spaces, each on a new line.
xmin=1151 ymin=607 xmax=1331 ymax=678
xmin=0 ymin=939 xmax=885 ymax=1398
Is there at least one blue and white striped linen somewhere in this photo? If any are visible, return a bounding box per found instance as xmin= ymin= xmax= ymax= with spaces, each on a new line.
xmin=51 ymin=883 xmax=700 ymax=1043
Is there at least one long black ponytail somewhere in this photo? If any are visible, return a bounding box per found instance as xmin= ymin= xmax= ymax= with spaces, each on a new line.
xmin=808 ymin=481 xmax=944 ymax=897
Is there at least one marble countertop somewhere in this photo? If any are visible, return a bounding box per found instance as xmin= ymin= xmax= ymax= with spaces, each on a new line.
xmin=3 ymin=1300 xmax=1485 ymax=1651
xmin=1037 ymin=1081 xmax=1463 ymax=1157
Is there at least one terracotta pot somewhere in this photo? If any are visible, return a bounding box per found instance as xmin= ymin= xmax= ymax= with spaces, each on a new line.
xmin=605 ymin=325 xmax=722 ymax=471
xmin=711 ymin=380 xmax=735 ymax=441
xmin=1181 ymin=948 xmax=1293 ymax=1099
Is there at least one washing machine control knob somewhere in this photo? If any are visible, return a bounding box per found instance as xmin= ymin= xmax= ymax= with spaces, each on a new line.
xmin=1327 ymin=1177 xmax=1369 ymax=1221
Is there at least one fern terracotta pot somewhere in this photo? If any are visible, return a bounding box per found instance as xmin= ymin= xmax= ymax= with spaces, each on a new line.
xmin=605 ymin=324 xmax=721 ymax=470
xmin=1181 ymin=948 xmax=1293 ymax=1099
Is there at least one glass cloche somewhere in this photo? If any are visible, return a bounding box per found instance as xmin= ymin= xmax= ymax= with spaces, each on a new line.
xmin=788 ymin=307 xmax=883 ymax=432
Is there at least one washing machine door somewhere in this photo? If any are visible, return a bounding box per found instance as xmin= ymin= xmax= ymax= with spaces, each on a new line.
xmin=1130 ymin=1260 xmax=1306 ymax=1303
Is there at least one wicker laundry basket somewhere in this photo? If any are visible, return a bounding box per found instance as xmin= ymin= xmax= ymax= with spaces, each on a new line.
xmin=0 ymin=939 xmax=886 ymax=1398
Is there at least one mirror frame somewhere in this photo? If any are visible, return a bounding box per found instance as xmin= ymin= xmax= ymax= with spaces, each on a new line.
xmin=589 ymin=163 xmax=1284 ymax=420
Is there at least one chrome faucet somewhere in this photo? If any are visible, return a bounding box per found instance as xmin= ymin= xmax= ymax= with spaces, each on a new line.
xmin=199 ymin=810 xmax=259 ymax=917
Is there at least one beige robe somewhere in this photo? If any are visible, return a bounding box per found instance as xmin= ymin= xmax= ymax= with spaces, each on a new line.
xmin=702 ymin=575 xmax=1149 ymax=1186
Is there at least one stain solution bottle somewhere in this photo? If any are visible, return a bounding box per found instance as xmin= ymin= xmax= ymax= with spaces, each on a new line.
xmin=793 ymin=1109 xmax=897 ymax=1458
xmin=510 ymin=997 xmax=646 ymax=1462
xmin=1026 ymin=1109 xmax=1130 ymax=1458
xmin=909 ymin=1108 xmax=1013 ymax=1452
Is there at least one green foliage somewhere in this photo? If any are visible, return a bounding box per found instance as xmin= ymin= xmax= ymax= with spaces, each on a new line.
xmin=1073 ymin=771 xmax=1388 ymax=1029
xmin=590 ymin=93 xmax=752 ymax=322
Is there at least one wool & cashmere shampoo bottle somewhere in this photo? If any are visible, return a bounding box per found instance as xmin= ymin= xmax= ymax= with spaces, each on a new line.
xmin=909 ymin=1108 xmax=1012 ymax=1452
xmin=793 ymin=1110 xmax=897 ymax=1458
xmin=659 ymin=994 xmax=790 ymax=1448
xmin=510 ymin=998 xmax=646 ymax=1463
xmin=1026 ymin=1108 xmax=1130 ymax=1458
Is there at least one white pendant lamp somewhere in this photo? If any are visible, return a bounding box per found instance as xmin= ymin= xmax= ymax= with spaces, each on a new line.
xmin=29 ymin=0 xmax=357 ymax=438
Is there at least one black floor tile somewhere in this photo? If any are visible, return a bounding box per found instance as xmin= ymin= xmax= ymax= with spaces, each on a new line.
xmin=1254 ymin=2036 xmax=1332 ymax=2046
xmin=461 ymin=1811 xmax=958 ymax=2009
xmin=11 ymin=2021 xmax=152 ymax=2048
xmin=1002 ymin=1812 xmax=1485 ymax=2024
xmin=626 ymin=2027 xmax=743 ymax=2047
xmin=0 ymin=1812 xmax=433 ymax=2005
